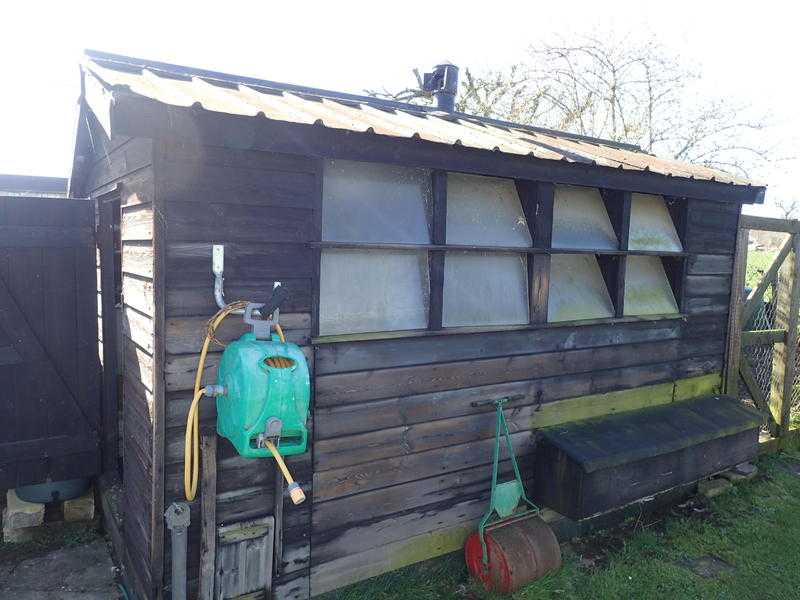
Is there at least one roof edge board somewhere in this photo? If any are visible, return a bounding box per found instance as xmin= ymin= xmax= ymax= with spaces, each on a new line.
xmin=104 ymin=92 xmax=765 ymax=205
xmin=82 ymin=49 xmax=645 ymax=153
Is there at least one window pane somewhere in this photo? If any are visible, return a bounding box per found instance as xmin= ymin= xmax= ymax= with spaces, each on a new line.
xmin=446 ymin=173 xmax=531 ymax=247
xmin=548 ymin=254 xmax=615 ymax=322
xmin=624 ymin=255 xmax=679 ymax=316
xmin=552 ymin=185 xmax=618 ymax=250
xmin=322 ymin=159 xmax=432 ymax=243
xmin=319 ymin=249 xmax=429 ymax=335
xmin=443 ymin=252 xmax=528 ymax=327
xmin=628 ymin=193 xmax=683 ymax=251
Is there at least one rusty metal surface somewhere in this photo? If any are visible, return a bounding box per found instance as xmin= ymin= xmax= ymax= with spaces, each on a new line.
xmin=82 ymin=50 xmax=756 ymax=188
xmin=464 ymin=515 xmax=562 ymax=593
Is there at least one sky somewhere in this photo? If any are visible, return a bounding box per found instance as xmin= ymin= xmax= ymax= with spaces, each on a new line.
xmin=1 ymin=1 xmax=796 ymax=215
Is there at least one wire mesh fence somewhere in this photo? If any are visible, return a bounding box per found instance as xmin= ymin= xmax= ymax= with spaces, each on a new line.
xmin=740 ymin=280 xmax=779 ymax=428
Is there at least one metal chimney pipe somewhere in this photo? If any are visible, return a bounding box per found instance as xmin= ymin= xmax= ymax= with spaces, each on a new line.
xmin=423 ymin=62 xmax=459 ymax=112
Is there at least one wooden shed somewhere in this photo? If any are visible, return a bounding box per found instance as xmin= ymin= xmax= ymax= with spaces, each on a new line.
xmin=69 ymin=50 xmax=765 ymax=599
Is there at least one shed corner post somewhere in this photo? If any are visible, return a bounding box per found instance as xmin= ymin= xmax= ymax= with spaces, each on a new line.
xmin=725 ymin=224 xmax=749 ymax=398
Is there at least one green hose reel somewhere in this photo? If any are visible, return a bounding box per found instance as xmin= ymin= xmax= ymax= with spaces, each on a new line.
xmin=215 ymin=302 xmax=310 ymax=458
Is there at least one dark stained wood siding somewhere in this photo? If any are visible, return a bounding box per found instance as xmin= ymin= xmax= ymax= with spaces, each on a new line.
xmin=140 ymin=138 xmax=740 ymax=597
xmin=76 ymin=123 xmax=157 ymax=600
xmin=308 ymin=198 xmax=739 ymax=594
xmin=156 ymin=141 xmax=319 ymax=599
xmin=0 ymin=195 xmax=100 ymax=489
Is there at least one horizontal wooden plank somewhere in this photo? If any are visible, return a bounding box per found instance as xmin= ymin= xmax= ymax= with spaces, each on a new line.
xmin=0 ymin=226 xmax=92 ymax=247
xmin=742 ymin=329 xmax=786 ymax=346
xmin=315 ymin=337 xmax=724 ymax=407
xmin=312 ymin=461 xmax=517 ymax=537
xmin=122 ymin=274 xmax=155 ymax=316
xmin=314 ymin=358 xmax=723 ymax=441
xmin=166 ymin=278 xmax=312 ymax=317
xmin=686 ymin=253 xmax=734 ymax=275
xmin=165 ymin=346 xmax=313 ymax=392
xmin=124 ymin=336 xmax=154 ymax=393
xmin=119 ymin=166 xmax=154 ymax=207
xmin=166 ymin=201 xmax=313 ymax=243
xmin=159 ymin=162 xmax=317 ymax=209
xmin=684 ymin=275 xmax=731 ymax=297
xmin=158 ymin=142 xmax=321 ymax=175
xmin=313 ymin=495 xmax=490 ymax=568
xmin=121 ymin=306 xmax=154 ymax=354
xmin=166 ymin=242 xmax=313 ymax=284
xmin=315 ymin=318 xmax=688 ymax=376
xmin=313 ymin=363 xmax=722 ymax=500
xmin=122 ymin=242 xmax=154 ymax=279
xmin=121 ymin=204 xmax=154 ymax=241
xmin=685 ymin=296 xmax=729 ymax=316
xmin=165 ymin=312 xmax=310 ymax=354
xmin=85 ymin=137 xmax=153 ymax=194
xmin=314 ymin=370 xmax=721 ymax=472
xmin=739 ymin=214 xmax=800 ymax=233
xmin=0 ymin=196 xmax=88 ymax=227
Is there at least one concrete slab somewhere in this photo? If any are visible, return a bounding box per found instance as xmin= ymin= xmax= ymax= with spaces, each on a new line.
xmin=63 ymin=489 xmax=95 ymax=523
xmin=0 ymin=539 xmax=120 ymax=598
xmin=3 ymin=490 xmax=44 ymax=530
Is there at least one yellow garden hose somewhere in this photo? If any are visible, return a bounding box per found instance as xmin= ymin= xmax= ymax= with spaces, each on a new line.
xmin=183 ymin=306 xmax=297 ymax=502
xmin=184 ymin=301 xmax=248 ymax=501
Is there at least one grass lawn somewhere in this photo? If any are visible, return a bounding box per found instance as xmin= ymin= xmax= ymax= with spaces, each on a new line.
xmin=745 ymin=250 xmax=777 ymax=291
xmin=323 ymin=451 xmax=800 ymax=600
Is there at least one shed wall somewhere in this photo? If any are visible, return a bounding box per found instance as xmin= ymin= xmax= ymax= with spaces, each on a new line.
xmin=80 ymin=128 xmax=157 ymax=600
xmin=308 ymin=201 xmax=737 ymax=593
xmin=152 ymin=141 xmax=738 ymax=597
xmin=157 ymin=141 xmax=318 ymax=599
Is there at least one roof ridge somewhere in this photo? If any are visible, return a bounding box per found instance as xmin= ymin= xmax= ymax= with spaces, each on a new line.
xmin=83 ymin=49 xmax=645 ymax=153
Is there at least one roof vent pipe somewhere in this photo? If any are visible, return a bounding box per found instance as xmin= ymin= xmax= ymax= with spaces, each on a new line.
xmin=423 ymin=62 xmax=459 ymax=112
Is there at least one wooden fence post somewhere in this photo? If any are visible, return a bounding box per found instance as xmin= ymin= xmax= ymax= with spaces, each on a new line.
xmin=725 ymin=227 xmax=749 ymax=396
xmin=769 ymin=233 xmax=800 ymax=437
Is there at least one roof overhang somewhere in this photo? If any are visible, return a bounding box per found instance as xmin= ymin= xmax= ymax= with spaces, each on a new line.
xmin=94 ymin=90 xmax=764 ymax=205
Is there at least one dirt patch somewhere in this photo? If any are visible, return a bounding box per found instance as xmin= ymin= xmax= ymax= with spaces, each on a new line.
xmin=570 ymin=497 xmax=718 ymax=570
xmin=777 ymin=458 xmax=800 ymax=477
xmin=679 ymin=555 xmax=736 ymax=578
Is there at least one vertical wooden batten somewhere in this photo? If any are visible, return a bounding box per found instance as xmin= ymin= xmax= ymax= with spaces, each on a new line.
xmin=151 ymin=141 xmax=168 ymax=599
xmin=516 ymin=180 xmax=553 ymax=323
xmin=601 ymin=189 xmax=631 ymax=317
xmin=198 ymin=434 xmax=217 ymax=600
xmin=429 ymin=170 xmax=447 ymax=330
xmin=725 ymin=218 xmax=748 ymax=404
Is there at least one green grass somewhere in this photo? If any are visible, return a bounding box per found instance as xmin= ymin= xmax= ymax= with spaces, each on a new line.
xmin=323 ymin=452 xmax=800 ymax=600
xmin=746 ymin=250 xmax=777 ymax=291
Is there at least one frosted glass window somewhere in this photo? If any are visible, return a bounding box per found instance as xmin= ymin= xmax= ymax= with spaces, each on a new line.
xmin=322 ymin=160 xmax=431 ymax=243
xmin=552 ymin=185 xmax=618 ymax=250
xmin=624 ymin=255 xmax=679 ymax=316
xmin=443 ymin=252 xmax=528 ymax=327
xmin=548 ymin=254 xmax=615 ymax=322
xmin=629 ymin=193 xmax=683 ymax=251
xmin=446 ymin=173 xmax=531 ymax=247
xmin=319 ymin=249 xmax=429 ymax=335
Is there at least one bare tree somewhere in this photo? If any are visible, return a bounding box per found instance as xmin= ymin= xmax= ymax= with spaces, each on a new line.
xmin=368 ymin=36 xmax=772 ymax=178
xmin=774 ymin=197 xmax=799 ymax=219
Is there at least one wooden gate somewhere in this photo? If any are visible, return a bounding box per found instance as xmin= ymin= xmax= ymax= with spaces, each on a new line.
xmin=0 ymin=194 xmax=102 ymax=488
xmin=727 ymin=215 xmax=800 ymax=440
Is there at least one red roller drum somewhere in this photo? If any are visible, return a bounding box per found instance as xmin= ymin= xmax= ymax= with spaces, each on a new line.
xmin=464 ymin=515 xmax=562 ymax=594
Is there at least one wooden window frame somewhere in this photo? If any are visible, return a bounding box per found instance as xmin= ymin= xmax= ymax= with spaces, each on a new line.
xmin=314 ymin=169 xmax=688 ymax=341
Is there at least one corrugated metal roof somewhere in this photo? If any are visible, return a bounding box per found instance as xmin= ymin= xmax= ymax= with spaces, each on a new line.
xmin=81 ymin=50 xmax=757 ymax=188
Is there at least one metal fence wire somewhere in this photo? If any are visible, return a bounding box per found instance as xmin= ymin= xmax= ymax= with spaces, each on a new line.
xmin=740 ymin=279 xmax=779 ymax=426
